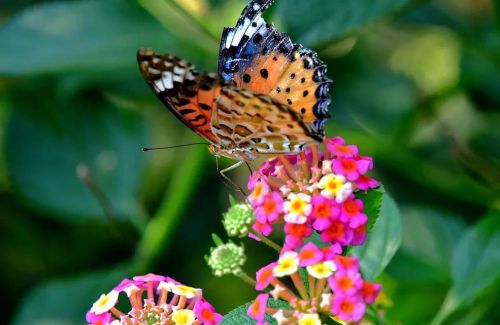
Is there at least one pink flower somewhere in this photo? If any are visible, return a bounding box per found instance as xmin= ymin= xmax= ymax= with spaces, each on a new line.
xmin=357 ymin=156 xmax=373 ymax=170
xmin=284 ymin=222 xmax=313 ymax=250
xmin=332 ymin=295 xmax=366 ymax=322
xmin=247 ymin=172 xmax=261 ymax=190
xmin=256 ymin=262 xmax=277 ymax=290
xmin=256 ymin=192 xmax=283 ymax=223
xmin=334 ymin=256 xmax=359 ymax=272
xmin=340 ymin=197 xmax=367 ymax=228
xmin=249 ymin=181 xmax=269 ymax=206
xmin=355 ymin=174 xmax=378 ymax=191
xmin=320 ymin=220 xmax=353 ymax=246
xmin=332 ymin=158 xmax=369 ymax=181
xmin=298 ymin=242 xmax=323 ymax=267
xmin=361 ymin=281 xmax=381 ymax=304
xmin=253 ymin=219 xmax=273 ymax=237
xmin=352 ymin=223 xmax=367 ymax=245
xmin=329 ymin=270 xmax=363 ymax=296
xmin=325 ymin=137 xmax=358 ymax=157
xmin=194 ymin=299 xmax=223 ymax=325
xmin=310 ymin=195 xmax=338 ymax=231
xmin=247 ymin=293 xmax=269 ymax=322
xmin=321 ymin=244 xmax=343 ymax=260
xmin=86 ymin=311 xmax=111 ymax=325
xmin=114 ymin=278 xmax=136 ymax=292
xmin=132 ymin=273 xmax=165 ymax=282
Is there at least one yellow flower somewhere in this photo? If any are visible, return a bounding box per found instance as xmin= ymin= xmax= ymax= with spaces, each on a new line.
xmin=283 ymin=193 xmax=311 ymax=224
xmin=318 ymin=173 xmax=352 ymax=202
xmin=298 ymin=313 xmax=321 ymax=325
xmin=307 ymin=261 xmax=337 ymax=279
xmin=90 ymin=290 xmax=119 ymax=314
xmin=171 ymin=284 xmax=202 ymax=299
xmin=171 ymin=309 xmax=196 ymax=325
xmin=273 ymin=251 xmax=299 ymax=277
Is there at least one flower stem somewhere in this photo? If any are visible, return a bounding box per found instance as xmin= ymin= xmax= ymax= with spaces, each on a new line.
xmin=291 ymin=272 xmax=309 ymax=301
xmin=278 ymin=156 xmax=299 ymax=182
xmin=236 ymin=271 xmax=256 ymax=287
xmin=250 ymin=229 xmax=281 ymax=252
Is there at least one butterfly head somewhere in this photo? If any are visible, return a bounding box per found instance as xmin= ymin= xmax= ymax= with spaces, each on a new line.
xmin=208 ymin=144 xmax=219 ymax=157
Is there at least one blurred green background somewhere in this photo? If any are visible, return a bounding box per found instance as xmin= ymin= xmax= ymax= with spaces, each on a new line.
xmin=1 ymin=0 xmax=499 ymax=324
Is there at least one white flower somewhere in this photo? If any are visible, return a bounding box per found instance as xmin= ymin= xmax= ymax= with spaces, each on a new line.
xmin=273 ymin=251 xmax=299 ymax=277
xmin=318 ymin=173 xmax=353 ymax=203
xmin=90 ymin=290 xmax=119 ymax=315
xmin=306 ymin=261 xmax=337 ymax=279
xmin=283 ymin=193 xmax=311 ymax=224
xmin=298 ymin=313 xmax=321 ymax=325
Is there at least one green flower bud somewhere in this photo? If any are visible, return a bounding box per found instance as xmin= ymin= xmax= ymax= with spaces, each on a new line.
xmin=222 ymin=195 xmax=254 ymax=237
xmin=206 ymin=234 xmax=246 ymax=277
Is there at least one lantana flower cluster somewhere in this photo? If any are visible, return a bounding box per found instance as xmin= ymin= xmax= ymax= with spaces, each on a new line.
xmin=86 ymin=273 xmax=222 ymax=325
xmin=248 ymin=242 xmax=380 ymax=324
xmin=248 ymin=137 xmax=378 ymax=251
xmin=243 ymin=137 xmax=381 ymax=324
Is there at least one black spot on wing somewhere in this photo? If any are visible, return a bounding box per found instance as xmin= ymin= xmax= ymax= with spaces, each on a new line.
xmin=189 ymin=114 xmax=208 ymax=127
xmin=199 ymin=103 xmax=212 ymax=111
xmin=179 ymin=108 xmax=195 ymax=115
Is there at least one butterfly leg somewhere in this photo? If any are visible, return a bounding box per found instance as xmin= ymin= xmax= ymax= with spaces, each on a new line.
xmin=216 ymin=159 xmax=248 ymax=196
xmin=245 ymin=161 xmax=253 ymax=175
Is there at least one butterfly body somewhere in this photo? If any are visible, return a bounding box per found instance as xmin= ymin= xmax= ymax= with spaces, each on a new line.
xmin=138 ymin=0 xmax=331 ymax=163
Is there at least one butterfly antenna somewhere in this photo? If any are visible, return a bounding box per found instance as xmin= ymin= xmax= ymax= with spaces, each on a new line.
xmin=142 ymin=143 xmax=209 ymax=151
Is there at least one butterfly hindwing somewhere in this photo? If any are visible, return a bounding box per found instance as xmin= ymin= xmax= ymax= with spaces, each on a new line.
xmin=214 ymin=87 xmax=322 ymax=154
xmin=218 ymin=0 xmax=331 ymax=134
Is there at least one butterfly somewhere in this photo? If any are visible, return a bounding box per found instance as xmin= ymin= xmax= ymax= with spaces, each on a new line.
xmin=138 ymin=0 xmax=331 ymax=173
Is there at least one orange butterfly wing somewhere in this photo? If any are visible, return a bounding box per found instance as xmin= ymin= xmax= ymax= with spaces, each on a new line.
xmin=138 ymin=49 xmax=221 ymax=144
xmin=138 ymin=50 xmax=322 ymax=159
xmin=213 ymin=86 xmax=322 ymax=155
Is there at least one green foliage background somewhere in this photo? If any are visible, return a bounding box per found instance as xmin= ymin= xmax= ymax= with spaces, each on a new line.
xmin=0 ymin=0 xmax=499 ymax=324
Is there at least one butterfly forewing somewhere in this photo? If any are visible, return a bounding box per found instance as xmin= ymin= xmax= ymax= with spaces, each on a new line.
xmin=138 ymin=49 xmax=221 ymax=144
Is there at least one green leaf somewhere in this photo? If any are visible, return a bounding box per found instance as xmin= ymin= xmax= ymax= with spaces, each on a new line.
xmin=451 ymin=211 xmax=500 ymax=304
xmin=430 ymin=212 xmax=500 ymax=325
xmin=384 ymin=280 xmax=448 ymax=325
xmin=221 ymin=298 xmax=290 ymax=325
xmin=351 ymin=192 xmax=402 ymax=280
xmin=357 ymin=187 xmax=385 ymax=232
xmin=0 ymin=0 xmax=208 ymax=75
xmin=138 ymin=0 xmax=219 ymax=69
xmin=494 ymin=0 xmax=500 ymax=31
xmin=12 ymin=264 xmax=130 ymax=325
xmin=275 ymin=0 xmax=410 ymax=46
xmin=386 ymin=206 xmax=466 ymax=283
xmin=6 ymin=99 xmax=146 ymax=222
